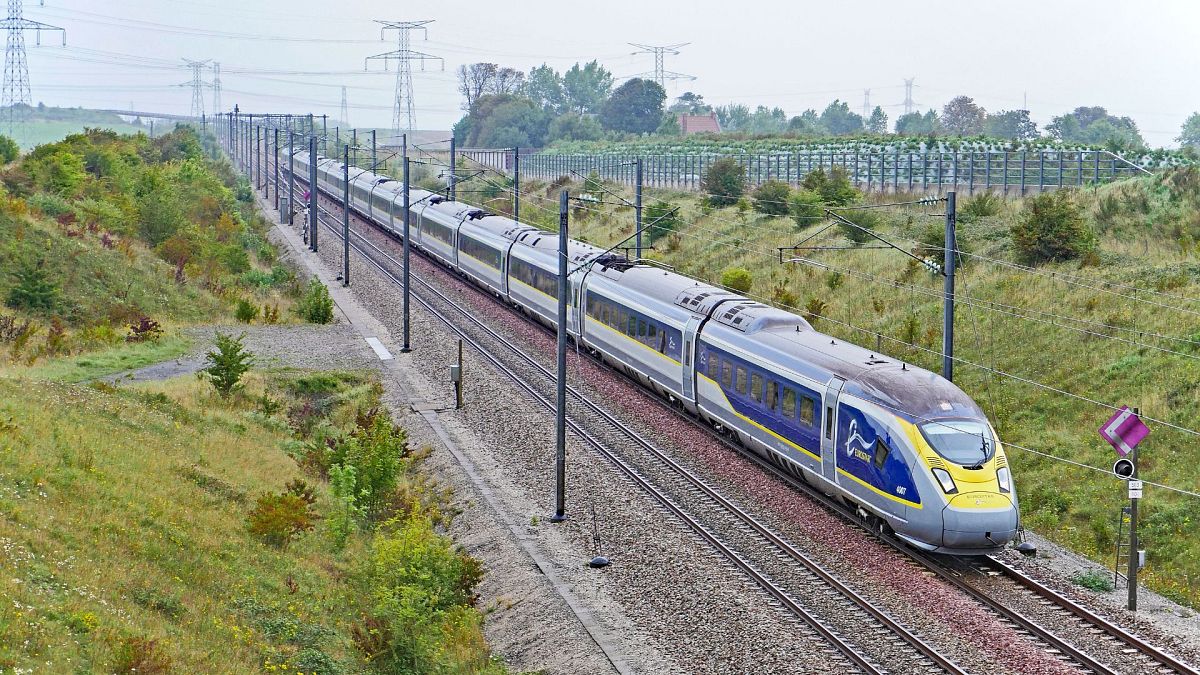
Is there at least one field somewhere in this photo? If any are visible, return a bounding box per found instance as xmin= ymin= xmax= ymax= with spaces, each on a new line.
xmin=475 ymin=166 xmax=1200 ymax=607
xmin=6 ymin=107 xmax=154 ymax=150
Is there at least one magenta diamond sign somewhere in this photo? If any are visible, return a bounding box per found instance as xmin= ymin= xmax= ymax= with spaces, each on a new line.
xmin=1099 ymin=406 xmax=1150 ymax=457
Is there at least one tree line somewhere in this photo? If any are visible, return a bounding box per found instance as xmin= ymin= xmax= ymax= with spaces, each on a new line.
xmin=454 ymin=61 xmax=1196 ymax=154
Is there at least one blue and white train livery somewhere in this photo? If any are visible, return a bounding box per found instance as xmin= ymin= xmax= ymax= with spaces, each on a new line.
xmin=290 ymin=150 xmax=1019 ymax=555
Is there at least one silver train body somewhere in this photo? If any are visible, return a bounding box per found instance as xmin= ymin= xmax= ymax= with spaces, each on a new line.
xmin=291 ymin=151 xmax=1020 ymax=555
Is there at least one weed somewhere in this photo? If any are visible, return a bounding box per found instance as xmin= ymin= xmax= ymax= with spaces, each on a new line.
xmin=262 ymin=302 xmax=280 ymax=325
xmin=111 ymin=637 xmax=172 ymax=674
xmin=1071 ymin=569 xmax=1115 ymax=593
xmin=958 ymin=190 xmax=1001 ymax=223
xmin=132 ymin=587 xmax=186 ymax=621
xmin=770 ymin=281 xmax=798 ymax=309
xmin=0 ymin=313 xmax=34 ymax=343
xmin=804 ymin=297 xmax=827 ymax=325
xmin=65 ymin=611 xmax=99 ymax=634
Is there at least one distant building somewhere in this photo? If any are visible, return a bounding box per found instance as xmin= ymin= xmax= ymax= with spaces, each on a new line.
xmin=677 ymin=112 xmax=721 ymax=135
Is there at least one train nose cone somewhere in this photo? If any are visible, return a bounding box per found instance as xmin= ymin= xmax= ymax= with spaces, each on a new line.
xmin=941 ymin=492 xmax=1018 ymax=550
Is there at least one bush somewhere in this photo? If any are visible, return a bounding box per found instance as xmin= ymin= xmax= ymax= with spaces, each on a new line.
xmin=789 ymin=189 xmax=825 ymax=228
xmin=327 ymin=464 xmax=362 ymax=550
xmin=751 ymin=180 xmax=791 ymax=216
xmin=836 ymin=208 xmax=881 ymax=244
xmin=297 ymin=279 xmax=334 ymax=324
xmin=247 ymin=491 xmax=316 ymax=548
xmin=701 ymin=157 xmax=747 ymax=207
xmin=362 ymin=512 xmax=492 ymax=672
xmin=1071 ymin=569 xmax=1115 ymax=593
xmin=6 ymin=259 xmax=58 ymax=312
xmin=333 ymin=412 xmax=409 ymax=518
xmin=721 ymin=267 xmax=753 ymax=293
xmin=801 ymin=166 xmax=859 ymax=206
xmin=0 ymin=134 xmax=19 ymax=164
xmin=262 ymin=303 xmax=279 ymax=325
xmin=958 ymin=190 xmax=1001 ymax=223
xmin=234 ymin=298 xmax=259 ymax=323
xmin=1011 ymin=190 xmax=1096 ymax=264
xmin=201 ymin=331 xmax=253 ymax=397
xmin=126 ymin=317 xmax=163 ymax=343
xmin=644 ymin=200 xmax=681 ymax=245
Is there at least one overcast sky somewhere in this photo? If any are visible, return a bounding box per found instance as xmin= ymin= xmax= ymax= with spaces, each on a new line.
xmin=25 ymin=0 xmax=1200 ymax=147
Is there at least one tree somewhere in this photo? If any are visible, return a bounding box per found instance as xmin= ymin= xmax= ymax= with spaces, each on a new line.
xmin=456 ymin=63 xmax=497 ymax=111
xmin=548 ymin=113 xmax=603 ymax=143
xmin=745 ymin=106 xmax=788 ymax=134
xmin=941 ymin=96 xmax=986 ymax=136
xmin=563 ymin=60 xmax=612 ymax=115
xmin=819 ymin=100 xmax=864 ymax=135
xmin=984 ymin=109 xmax=1038 ymax=140
xmin=0 ymin=135 xmax=19 ymax=163
xmin=895 ymin=109 xmax=940 ymax=135
xmin=6 ymin=259 xmax=58 ymax=311
xmin=201 ymin=331 xmax=254 ymax=397
xmin=472 ymin=97 xmax=549 ymax=147
xmin=714 ymin=104 xmax=750 ymax=132
xmin=669 ymin=91 xmax=711 ymax=114
xmin=752 ymin=180 xmax=791 ymax=216
xmin=1010 ymin=190 xmax=1096 ymax=264
xmin=491 ymin=67 xmax=525 ymax=96
xmin=655 ymin=113 xmax=681 ymax=136
xmin=644 ymin=200 xmax=681 ymax=245
xmin=600 ymin=78 xmax=666 ymax=134
xmin=1046 ymin=106 xmax=1145 ymax=149
xmin=788 ymin=109 xmax=823 ymax=135
xmin=527 ymin=64 xmax=565 ymax=113
xmin=701 ymin=157 xmax=747 ymax=207
xmin=866 ymin=106 xmax=888 ymax=134
xmin=1177 ymin=112 xmax=1200 ymax=148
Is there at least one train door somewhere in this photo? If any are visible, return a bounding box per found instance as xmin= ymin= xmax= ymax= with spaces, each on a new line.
xmin=821 ymin=377 xmax=845 ymax=483
xmin=680 ymin=317 xmax=701 ymax=402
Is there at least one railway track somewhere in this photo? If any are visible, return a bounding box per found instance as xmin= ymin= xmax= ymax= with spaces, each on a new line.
xmin=256 ymin=156 xmax=1193 ymax=674
xmin=297 ymin=186 xmax=967 ymax=675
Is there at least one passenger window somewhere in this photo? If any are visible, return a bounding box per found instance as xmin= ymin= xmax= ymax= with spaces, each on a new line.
xmin=627 ymin=315 xmax=637 ymax=336
xmin=721 ymin=361 xmax=732 ymax=388
xmin=684 ymin=340 xmax=691 ymax=366
xmin=638 ymin=319 xmax=647 ymax=338
xmin=800 ymin=397 xmax=815 ymax=426
xmin=658 ymin=331 xmax=667 ymax=354
xmin=824 ymin=406 xmax=833 ymax=439
xmin=782 ymin=388 xmax=796 ymax=418
xmin=736 ymin=367 xmax=747 ymax=395
xmin=766 ymin=381 xmax=778 ymax=410
xmin=707 ymin=354 xmax=719 ymax=379
xmin=647 ymin=323 xmax=657 ymax=340
xmin=751 ymin=373 xmax=763 ymax=402
xmin=873 ymin=439 xmax=890 ymax=470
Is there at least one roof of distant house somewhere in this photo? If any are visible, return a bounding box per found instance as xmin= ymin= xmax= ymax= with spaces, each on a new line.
xmin=678 ymin=113 xmax=721 ymax=135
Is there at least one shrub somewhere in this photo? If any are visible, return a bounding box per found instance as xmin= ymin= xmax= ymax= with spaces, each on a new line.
xmin=770 ymin=281 xmax=798 ymax=309
xmin=701 ymin=157 xmax=747 ymax=207
xmin=721 ymin=267 xmax=753 ymax=293
xmin=327 ymin=464 xmax=362 ymax=550
xmin=112 ymin=637 xmax=172 ymax=674
xmin=362 ymin=512 xmax=491 ymax=671
xmin=751 ymin=180 xmax=791 ymax=216
xmin=958 ymin=190 xmax=1001 ymax=223
xmin=0 ymin=134 xmax=19 ymax=164
xmin=644 ymin=200 xmax=681 ymax=246
xmin=247 ymin=491 xmax=316 ymax=548
xmin=234 ymin=298 xmax=259 ymax=323
xmin=789 ymin=189 xmax=824 ymax=228
xmin=201 ymin=331 xmax=253 ymax=397
xmin=804 ymin=297 xmax=827 ymax=325
xmin=6 ymin=259 xmax=58 ymax=312
xmin=1071 ymin=569 xmax=1115 ymax=593
xmin=126 ymin=317 xmax=163 ymax=343
xmin=1011 ymin=190 xmax=1096 ymax=264
xmin=297 ymin=279 xmax=334 ymax=324
xmin=334 ymin=413 xmax=409 ymax=518
xmin=836 ymin=208 xmax=881 ymax=244
xmin=801 ymin=166 xmax=859 ymax=206
xmin=262 ymin=302 xmax=280 ymax=325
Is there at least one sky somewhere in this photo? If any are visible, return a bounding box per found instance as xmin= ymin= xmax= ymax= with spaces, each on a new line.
xmin=22 ymin=0 xmax=1200 ymax=148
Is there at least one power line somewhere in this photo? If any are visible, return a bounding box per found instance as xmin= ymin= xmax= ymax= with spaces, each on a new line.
xmin=2 ymin=0 xmax=65 ymax=133
xmin=210 ymin=60 xmax=221 ymax=115
xmin=628 ymin=42 xmax=694 ymax=89
xmin=179 ymin=57 xmax=209 ymax=119
xmin=365 ymin=19 xmax=442 ymax=141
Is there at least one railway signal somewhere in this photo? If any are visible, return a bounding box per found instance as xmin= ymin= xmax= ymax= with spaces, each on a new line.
xmin=1099 ymin=405 xmax=1147 ymax=612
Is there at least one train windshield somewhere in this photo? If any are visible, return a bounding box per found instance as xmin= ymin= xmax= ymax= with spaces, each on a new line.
xmin=919 ymin=420 xmax=994 ymax=466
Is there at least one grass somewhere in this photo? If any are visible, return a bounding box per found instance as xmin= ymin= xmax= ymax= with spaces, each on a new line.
xmin=0 ymin=368 xmax=502 ymax=673
xmin=8 ymin=107 xmax=152 ymax=150
xmin=489 ymin=166 xmax=1200 ymax=607
xmin=9 ymin=334 xmax=191 ymax=382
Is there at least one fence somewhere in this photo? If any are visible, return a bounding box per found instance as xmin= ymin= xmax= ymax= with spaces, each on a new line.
xmin=459 ymin=148 xmax=1150 ymax=196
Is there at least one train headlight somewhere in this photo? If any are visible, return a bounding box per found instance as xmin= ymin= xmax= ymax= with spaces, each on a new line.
xmin=997 ymin=467 xmax=1011 ymax=493
xmin=931 ymin=468 xmax=958 ymax=494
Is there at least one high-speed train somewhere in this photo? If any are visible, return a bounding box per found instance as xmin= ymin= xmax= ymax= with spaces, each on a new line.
xmin=290 ymin=151 xmax=1019 ymax=555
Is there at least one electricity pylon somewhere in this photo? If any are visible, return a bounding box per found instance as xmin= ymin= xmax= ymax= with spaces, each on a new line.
xmin=1 ymin=0 xmax=65 ymax=134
